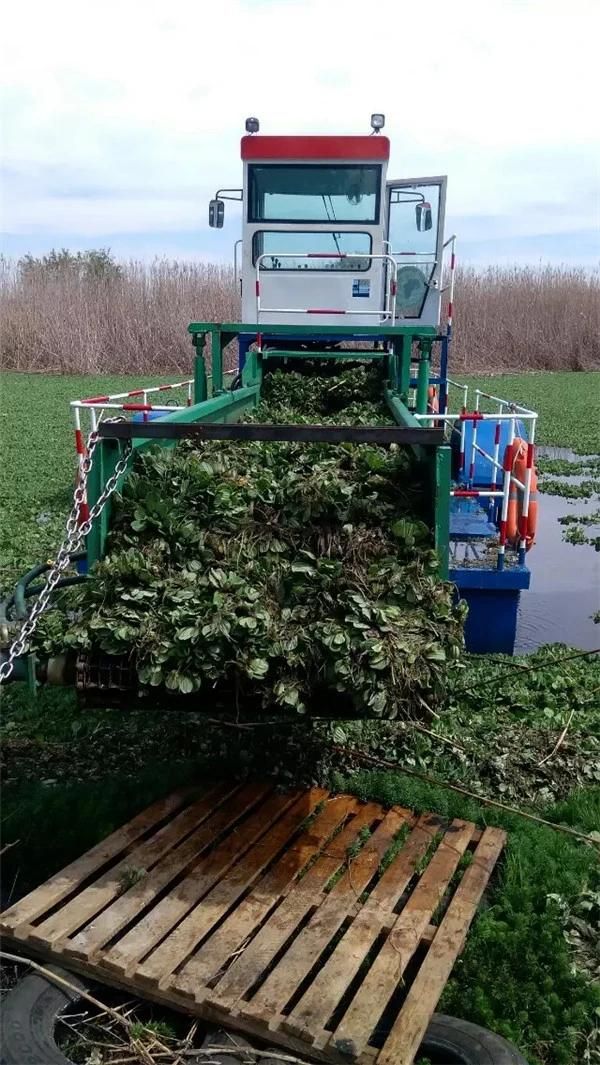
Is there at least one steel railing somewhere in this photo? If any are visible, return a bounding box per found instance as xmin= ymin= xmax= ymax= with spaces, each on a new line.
xmin=255 ymin=251 xmax=399 ymax=325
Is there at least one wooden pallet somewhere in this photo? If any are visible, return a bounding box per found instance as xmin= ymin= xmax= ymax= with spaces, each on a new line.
xmin=0 ymin=780 xmax=505 ymax=1065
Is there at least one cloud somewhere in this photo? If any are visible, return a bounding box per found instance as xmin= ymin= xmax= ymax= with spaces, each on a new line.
xmin=1 ymin=0 xmax=599 ymax=263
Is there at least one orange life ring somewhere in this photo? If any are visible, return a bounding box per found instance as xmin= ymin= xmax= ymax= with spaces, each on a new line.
xmin=504 ymin=437 xmax=538 ymax=550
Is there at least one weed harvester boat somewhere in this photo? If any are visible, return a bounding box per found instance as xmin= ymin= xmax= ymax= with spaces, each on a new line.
xmin=0 ymin=115 xmax=539 ymax=703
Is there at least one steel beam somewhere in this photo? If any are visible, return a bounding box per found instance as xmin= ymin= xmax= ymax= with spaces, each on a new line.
xmin=97 ymin=421 xmax=444 ymax=446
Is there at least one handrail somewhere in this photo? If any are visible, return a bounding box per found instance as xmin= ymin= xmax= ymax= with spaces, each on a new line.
xmin=416 ymin=406 xmax=538 ymax=568
xmin=439 ymin=235 xmax=456 ymax=329
xmin=474 ymin=387 xmax=537 ymax=416
xmin=255 ymin=251 xmax=398 ymax=326
xmin=233 ymin=239 xmax=242 ymax=291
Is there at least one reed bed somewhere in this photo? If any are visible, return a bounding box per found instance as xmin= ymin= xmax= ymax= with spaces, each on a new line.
xmin=1 ymin=256 xmax=597 ymax=373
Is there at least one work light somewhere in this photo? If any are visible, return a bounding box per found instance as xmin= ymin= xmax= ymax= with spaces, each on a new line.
xmin=370 ymin=113 xmax=385 ymax=131
xmin=245 ymin=117 xmax=260 ymax=134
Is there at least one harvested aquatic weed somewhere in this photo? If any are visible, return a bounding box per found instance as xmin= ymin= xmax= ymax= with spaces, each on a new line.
xmin=40 ymin=367 xmax=465 ymax=719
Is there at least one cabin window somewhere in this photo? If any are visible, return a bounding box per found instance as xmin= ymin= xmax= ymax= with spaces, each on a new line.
xmin=253 ymin=231 xmax=372 ymax=270
xmin=248 ymin=165 xmax=381 ymax=224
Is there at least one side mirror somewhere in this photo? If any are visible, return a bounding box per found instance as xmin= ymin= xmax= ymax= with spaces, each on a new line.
xmin=209 ymin=199 xmax=224 ymax=228
xmin=415 ymin=202 xmax=432 ymax=232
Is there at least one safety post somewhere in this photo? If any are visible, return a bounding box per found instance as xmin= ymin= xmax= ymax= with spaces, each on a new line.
xmin=438 ymin=334 xmax=449 ymax=414
xmin=459 ymin=383 xmax=468 ymax=472
xmin=445 ymin=236 xmax=456 ymax=346
xmin=497 ymin=416 xmax=517 ymax=571
xmin=488 ymin=403 xmax=503 ymax=519
xmin=468 ymin=389 xmax=481 ymax=485
xmin=445 ymin=378 xmax=468 ymax=472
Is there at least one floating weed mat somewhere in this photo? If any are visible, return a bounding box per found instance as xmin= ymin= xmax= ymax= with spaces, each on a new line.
xmin=537 ymin=452 xmax=600 ymax=550
xmin=42 ymin=367 xmax=465 ymax=719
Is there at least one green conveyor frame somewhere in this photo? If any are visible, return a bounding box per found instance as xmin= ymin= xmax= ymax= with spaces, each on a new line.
xmin=86 ymin=323 xmax=451 ymax=578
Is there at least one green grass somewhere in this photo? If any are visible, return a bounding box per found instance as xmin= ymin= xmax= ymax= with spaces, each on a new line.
xmin=0 ymin=372 xmax=185 ymax=591
xmin=458 ymin=372 xmax=600 ymax=454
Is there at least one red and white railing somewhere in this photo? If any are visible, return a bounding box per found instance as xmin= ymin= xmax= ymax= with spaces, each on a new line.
xmin=70 ymin=379 xmax=193 ymax=525
xmin=255 ymin=252 xmax=398 ymax=333
xmin=415 ymin=387 xmax=538 ymax=567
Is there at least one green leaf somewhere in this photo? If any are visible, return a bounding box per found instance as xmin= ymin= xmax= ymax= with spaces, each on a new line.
xmin=177 ymin=627 xmax=198 ymax=641
xmin=246 ymin=657 xmax=269 ymax=679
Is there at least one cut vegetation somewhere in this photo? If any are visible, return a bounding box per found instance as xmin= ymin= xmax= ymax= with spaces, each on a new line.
xmin=37 ymin=367 xmax=465 ymax=718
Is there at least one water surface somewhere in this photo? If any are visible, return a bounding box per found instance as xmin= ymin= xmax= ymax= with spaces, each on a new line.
xmin=515 ymin=459 xmax=600 ymax=652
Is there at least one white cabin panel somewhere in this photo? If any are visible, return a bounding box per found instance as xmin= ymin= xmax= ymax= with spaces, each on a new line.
xmin=239 ymin=137 xmax=391 ymax=329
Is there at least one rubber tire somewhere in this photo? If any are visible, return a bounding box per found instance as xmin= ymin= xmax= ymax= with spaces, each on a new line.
xmin=200 ymin=1018 xmax=529 ymax=1065
xmin=0 ymin=971 xmax=529 ymax=1065
xmin=0 ymin=966 xmax=86 ymax=1065
xmin=418 ymin=1013 xmax=529 ymax=1064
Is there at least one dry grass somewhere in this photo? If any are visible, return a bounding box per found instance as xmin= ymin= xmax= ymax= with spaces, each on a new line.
xmin=0 ymin=257 xmax=598 ymax=374
xmin=448 ymin=264 xmax=600 ymax=372
xmin=0 ymin=258 xmax=238 ymax=374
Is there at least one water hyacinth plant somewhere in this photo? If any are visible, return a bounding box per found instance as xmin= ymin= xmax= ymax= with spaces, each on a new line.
xmin=45 ymin=367 xmax=465 ymax=718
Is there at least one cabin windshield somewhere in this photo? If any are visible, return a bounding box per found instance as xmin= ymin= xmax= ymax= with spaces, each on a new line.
xmin=248 ymin=164 xmax=381 ymax=224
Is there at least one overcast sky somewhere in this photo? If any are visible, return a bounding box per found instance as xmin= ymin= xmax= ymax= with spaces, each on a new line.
xmin=1 ymin=0 xmax=599 ymax=266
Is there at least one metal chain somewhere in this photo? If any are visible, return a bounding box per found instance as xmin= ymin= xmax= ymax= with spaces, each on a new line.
xmin=0 ymin=430 xmax=132 ymax=684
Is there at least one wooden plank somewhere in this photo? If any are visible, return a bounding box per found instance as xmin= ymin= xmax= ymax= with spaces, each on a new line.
xmin=174 ymin=795 xmax=353 ymax=997
xmin=61 ymin=783 xmax=276 ymax=963
xmin=132 ymin=789 xmax=328 ymax=988
xmin=377 ymin=827 xmax=506 ymax=1065
xmin=1 ymin=784 xmax=502 ymax=1065
xmin=329 ymin=819 xmax=475 ymax=1058
xmin=0 ymin=931 xmax=349 ymax=1065
xmin=97 ymin=787 xmax=299 ymax=977
xmin=284 ymin=813 xmax=444 ymax=1043
xmin=209 ymin=803 xmax=383 ymax=1011
xmin=29 ymin=781 xmax=244 ymax=948
xmin=242 ymin=807 xmax=411 ymax=1023
xmin=0 ymin=788 xmax=194 ymax=934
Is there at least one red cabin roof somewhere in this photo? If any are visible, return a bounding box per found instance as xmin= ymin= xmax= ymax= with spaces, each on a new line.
xmin=240 ymin=135 xmax=390 ymax=162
